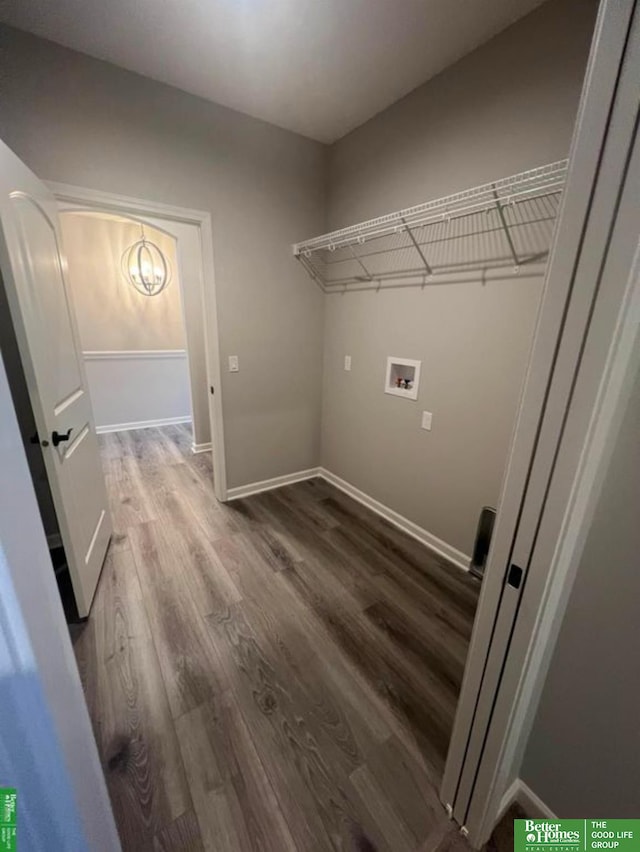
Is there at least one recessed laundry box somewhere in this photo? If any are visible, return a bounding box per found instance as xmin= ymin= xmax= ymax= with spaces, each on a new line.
xmin=384 ymin=356 xmax=421 ymax=400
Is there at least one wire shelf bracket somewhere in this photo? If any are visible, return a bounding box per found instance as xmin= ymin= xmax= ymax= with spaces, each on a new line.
xmin=292 ymin=160 xmax=568 ymax=291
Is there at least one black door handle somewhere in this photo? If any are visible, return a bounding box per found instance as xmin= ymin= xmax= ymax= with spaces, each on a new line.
xmin=52 ymin=428 xmax=73 ymax=447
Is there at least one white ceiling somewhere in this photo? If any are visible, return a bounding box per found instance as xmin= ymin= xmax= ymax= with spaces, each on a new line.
xmin=0 ymin=0 xmax=546 ymax=142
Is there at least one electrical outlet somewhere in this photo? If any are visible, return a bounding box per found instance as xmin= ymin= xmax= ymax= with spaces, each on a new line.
xmin=344 ymin=355 xmax=352 ymax=371
xmin=421 ymin=411 xmax=433 ymax=431
xmin=228 ymin=355 xmax=239 ymax=372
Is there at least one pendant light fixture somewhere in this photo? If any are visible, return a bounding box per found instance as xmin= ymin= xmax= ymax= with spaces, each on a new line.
xmin=122 ymin=224 xmax=171 ymax=297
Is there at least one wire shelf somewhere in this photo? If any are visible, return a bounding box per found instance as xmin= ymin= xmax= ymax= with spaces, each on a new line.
xmin=293 ymin=160 xmax=568 ymax=291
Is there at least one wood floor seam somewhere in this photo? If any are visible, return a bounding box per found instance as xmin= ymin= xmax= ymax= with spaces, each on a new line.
xmin=68 ymin=424 xmax=522 ymax=852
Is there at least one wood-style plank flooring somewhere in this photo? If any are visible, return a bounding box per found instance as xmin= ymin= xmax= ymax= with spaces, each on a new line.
xmin=72 ymin=424 xmax=511 ymax=852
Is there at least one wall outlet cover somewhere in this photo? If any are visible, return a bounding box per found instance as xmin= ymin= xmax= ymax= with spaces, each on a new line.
xmin=228 ymin=355 xmax=239 ymax=372
xmin=421 ymin=411 xmax=433 ymax=431
xmin=344 ymin=355 xmax=352 ymax=371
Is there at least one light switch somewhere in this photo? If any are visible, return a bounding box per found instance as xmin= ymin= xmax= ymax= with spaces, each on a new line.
xmin=228 ymin=355 xmax=239 ymax=372
xmin=421 ymin=411 xmax=433 ymax=431
xmin=344 ymin=355 xmax=352 ymax=371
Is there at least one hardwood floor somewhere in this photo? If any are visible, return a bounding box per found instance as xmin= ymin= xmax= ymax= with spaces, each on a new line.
xmin=72 ymin=424 xmax=513 ymax=851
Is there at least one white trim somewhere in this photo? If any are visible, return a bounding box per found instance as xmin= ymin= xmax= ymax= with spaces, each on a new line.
xmin=83 ymin=349 xmax=187 ymax=361
xmin=226 ymin=467 xmax=321 ymax=500
xmin=318 ymin=468 xmax=471 ymax=572
xmin=517 ymin=780 xmax=557 ymax=819
xmin=496 ymin=778 xmax=521 ymax=823
xmin=95 ymin=415 xmax=191 ymax=434
xmin=49 ymin=181 xmax=228 ymax=501
xmin=192 ymin=441 xmax=212 ymax=454
xmin=216 ymin=463 xmax=472 ymax=571
xmin=498 ymin=779 xmax=557 ymax=820
xmin=47 ymin=181 xmax=212 ymax=225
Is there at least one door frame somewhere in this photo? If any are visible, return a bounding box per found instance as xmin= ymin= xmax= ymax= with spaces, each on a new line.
xmin=47 ymin=181 xmax=228 ymax=501
xmin=441 ymin=0 xmax=639 ymax=842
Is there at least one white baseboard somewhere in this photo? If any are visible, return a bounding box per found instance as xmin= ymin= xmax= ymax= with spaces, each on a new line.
xmin=517 ymin=780 xmax=558 ymax=819
xmin=95 ymin=416 xmax=192 ymax=434
xmin=226 ymin=467 xmax=320 ymax=500
xmin=318 ymin=467 xmax=471 ymax=572
xmin=498 ymin=778 xmax=557 ymax=820
xmin=224 ymin=464 xmax=470 ymax=573
xmin=497 ymin=778 xmax=521 ymax=823
xmin=192 ymin=442 xmax=212 ymax=454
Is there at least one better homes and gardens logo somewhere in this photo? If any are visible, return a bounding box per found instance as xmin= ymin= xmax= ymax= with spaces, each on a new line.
xmin=0 ymin=789 xmax=16 ymax=852
xmin=515 ymin=820 xmax=640 ymax=852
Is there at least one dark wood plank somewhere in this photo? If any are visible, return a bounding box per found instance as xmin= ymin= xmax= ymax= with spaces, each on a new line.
xmin=321 ymin=492 xmax=479 ymax=610
xmin=176 ymin=695 xmax=298 ymax=852
xmin=363 ymin=735 xmax=444 ymax=843
xmin=151 ymin=488 xmax=243 ymax=620
xmin=364 ymin=599 xmax=465 ymax=698
xmin=75 ymin=548 xmax=191 ymax=850
xmin=78 ymin=426 xmax=483 ymax=852
xmin=128 ymin=520 xmax=230 ymax=718
xmin=106 ymin=458 xmax=158 ymax=537
xmin=213 ymin=535 xmax=402 ymax=761
xmin=205 ymin=601 xmax=338 ymax=852
xmin=247 ymin=492 xmax=380 ymax=608
xmin=153 ymin=810 xmax=204 ymax=852
xmin=349 ymin=763 xmax=416 ymax=852
xmin=280 ymin=559 xmax=457 ymax=777
xmin=165 ymin=461 xmax=241 ymax=540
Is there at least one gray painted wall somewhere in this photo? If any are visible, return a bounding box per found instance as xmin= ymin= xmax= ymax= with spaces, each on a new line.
xmin=60 ymin=214 xmax=209 ymax=438
xmin=60 ymin=215 xmax=185 ymax=352
xmin=0 ymin=0 xmax=596 ymax=535
xmin=322 ymin=0 xmax=597 ymax=557
xmin=522 ymin=357 xmax=640 ymax=817
xmin=0 ymin=25 xmax=326 ymax=489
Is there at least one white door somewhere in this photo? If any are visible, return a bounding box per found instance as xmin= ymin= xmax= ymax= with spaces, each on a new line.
xmin=0 ymin=140 xmax=112 ymax=617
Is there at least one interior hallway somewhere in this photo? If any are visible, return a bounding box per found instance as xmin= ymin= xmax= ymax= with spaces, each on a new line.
xmin=73 ymin=424 xmax=493 ymax=851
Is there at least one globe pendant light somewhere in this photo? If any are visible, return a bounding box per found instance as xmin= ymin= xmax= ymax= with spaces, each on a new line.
xmin=122 ymin=224 xmax=171 ymax=297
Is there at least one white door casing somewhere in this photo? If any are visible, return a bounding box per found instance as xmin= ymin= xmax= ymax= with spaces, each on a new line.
xmin=0 ymin=139 xmax=112 ymax=617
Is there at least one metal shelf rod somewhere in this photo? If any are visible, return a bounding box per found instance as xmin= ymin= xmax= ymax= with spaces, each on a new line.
xmin=491 ymin=186 xmax=520 ymax=269
xmin=292 ymin=159 xmax=568 ymax=289
xmin=347 ymin=243 xmax=373 ymax=280
xmin=401 ymin=217 xmax=433 ymax=276
xmin=293 ymin=161 xmax=567 ymax=257
xmin=295 ymin=182 xmax=564 ymax=256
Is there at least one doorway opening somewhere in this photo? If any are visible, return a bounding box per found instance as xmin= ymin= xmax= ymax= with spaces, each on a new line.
xmin=51 ymin=183 xmax=227 ymax=503
xmin=0 ymin=180 xmax=227 ymax=624
xmin=59 ymin=212 xmax=197 ymax=442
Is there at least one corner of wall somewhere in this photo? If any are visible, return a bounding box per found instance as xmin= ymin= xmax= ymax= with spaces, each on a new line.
xmin=499 ymin=779 xmax=557 ymax=820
